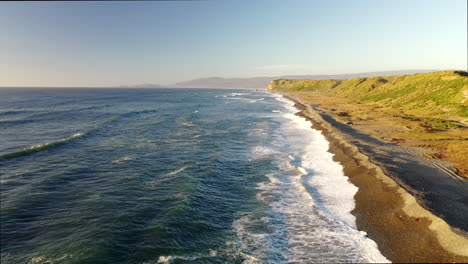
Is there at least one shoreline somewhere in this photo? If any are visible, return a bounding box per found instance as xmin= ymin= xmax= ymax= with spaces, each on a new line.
xmin=279 ymin=92 xmax=468 ymax=262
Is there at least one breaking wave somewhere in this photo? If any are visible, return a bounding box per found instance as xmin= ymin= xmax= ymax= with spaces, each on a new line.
xmin=0 ymin=132 xmax=86 ymax=160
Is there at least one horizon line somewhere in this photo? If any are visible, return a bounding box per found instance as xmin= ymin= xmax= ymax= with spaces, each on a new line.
xmin=2 ymin=69 xmax=466 ymax=88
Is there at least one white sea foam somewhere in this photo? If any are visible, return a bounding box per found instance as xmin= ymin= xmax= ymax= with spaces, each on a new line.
xmin=156 ymin=255 xmax=172 ymax=263
xmin=234 ymin=94 xmax=389 ymax=263
xmin=28 ymin=132 xmax=85 ymax=151
xmin=29 ymin=254 xmax=72 ymax=263
xmin=145 ymin=166 xmax=188 ymax=189
xmin=151 ymin=242 xmax=261 ymax=264
xmin=250 ymin=97 xmax=265 ymax=103
xmin=281 ymin=111 xmax=358 ymax=226
xmin=281 ymin=95 xmax=388 ymax=262
xmin=166 ymin=166 xmax=187 ymax=176
xmin=111 ymin=156 xmax=133 ymax=164
xmin=250 ymin=145 xmax=279 ymax=160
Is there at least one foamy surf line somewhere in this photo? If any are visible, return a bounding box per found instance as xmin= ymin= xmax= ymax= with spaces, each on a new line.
xmin=235 ymin=94 xmax=389 ymax=262
xmin=286 ymin=95 xmax=388 ymax=261
xmin=275 ymin=94 xmax=468 ymax=262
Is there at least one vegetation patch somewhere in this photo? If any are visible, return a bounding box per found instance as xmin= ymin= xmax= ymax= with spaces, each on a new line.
xmin=269 ymin=71 xmax=468 ymax=178
xmin=269 ymin=70 xmax=468 ymax=120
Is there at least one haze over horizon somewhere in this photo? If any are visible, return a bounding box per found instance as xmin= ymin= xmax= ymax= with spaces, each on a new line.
xmin=1 ymin=0 xmax=466 ymax=87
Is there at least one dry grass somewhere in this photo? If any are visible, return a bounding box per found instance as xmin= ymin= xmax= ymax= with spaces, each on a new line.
xmin=289 ymin=92 xmax=468 ymax=178
xmin=269 ymin=71 xmax=468 ymax=177
xmin=269 ymin=70 xmax=468 ymax=122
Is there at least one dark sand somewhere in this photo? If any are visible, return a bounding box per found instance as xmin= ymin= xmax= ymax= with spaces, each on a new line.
xmin=281 ymin=93 xmax=468 ymax=263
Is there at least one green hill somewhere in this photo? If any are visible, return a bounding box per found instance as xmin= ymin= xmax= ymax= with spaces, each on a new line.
xmin=268 ymin=71 xmax=468 ymax=119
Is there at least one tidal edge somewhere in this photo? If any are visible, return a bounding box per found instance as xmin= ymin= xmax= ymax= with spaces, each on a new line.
xmin=276 ymin=92 xmax=468 ymax=263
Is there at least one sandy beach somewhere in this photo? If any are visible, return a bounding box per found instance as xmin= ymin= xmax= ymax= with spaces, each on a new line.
xmin=280 ymin=92 xmax=468 ymax=263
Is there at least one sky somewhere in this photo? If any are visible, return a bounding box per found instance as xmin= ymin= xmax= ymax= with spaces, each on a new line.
xmin=0 ymin=0 xmax=466 ymax=87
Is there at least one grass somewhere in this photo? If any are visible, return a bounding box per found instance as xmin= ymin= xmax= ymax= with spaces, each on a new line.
xmin=269 ymin=70 xmax=468 ymax=120
xmin=269 ymin=71 xmax=468 ymax=178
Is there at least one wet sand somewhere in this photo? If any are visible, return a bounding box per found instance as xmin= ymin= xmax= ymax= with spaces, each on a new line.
xmin=280 ymin=92 xmax=468 ymax=263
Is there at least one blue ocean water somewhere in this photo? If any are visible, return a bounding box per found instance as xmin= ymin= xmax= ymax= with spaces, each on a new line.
xmin=0 ymin=88 xmax=388 ymax=263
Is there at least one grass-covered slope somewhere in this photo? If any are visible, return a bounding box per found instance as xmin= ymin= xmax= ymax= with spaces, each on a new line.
xmin=269 ymin=70 xmax=468 ymax=177
xmin=268 ymin=71 xmax=468 ymax=119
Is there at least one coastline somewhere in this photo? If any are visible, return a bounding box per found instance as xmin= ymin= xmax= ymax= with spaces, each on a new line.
xmin=278 ymin=92 xmax=468 ymax=263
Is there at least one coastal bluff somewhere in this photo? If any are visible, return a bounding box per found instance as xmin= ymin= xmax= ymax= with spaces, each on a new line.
xmin=268 ymin=70 xmax=468 ymax=177
xmin=267 ymin=70 xmax=468 ymax=262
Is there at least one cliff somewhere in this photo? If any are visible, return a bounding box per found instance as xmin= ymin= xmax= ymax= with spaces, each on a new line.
xmin=268 ymin=70 xmax=468 ymax=177
xmin=268 ymin=70 xmax=468 ymax=121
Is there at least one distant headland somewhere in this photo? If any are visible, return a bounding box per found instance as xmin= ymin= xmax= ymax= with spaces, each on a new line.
xmin=118 ymin=70 xmax=440 ymax=89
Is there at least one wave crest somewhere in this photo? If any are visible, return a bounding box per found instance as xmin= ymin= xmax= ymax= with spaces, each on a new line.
xmin=0 ymin=133 xmax=85 ymax=160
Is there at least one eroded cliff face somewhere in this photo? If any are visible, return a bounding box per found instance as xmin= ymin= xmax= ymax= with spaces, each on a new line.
xmin=267 ymin=80 xmax=278 ymax=92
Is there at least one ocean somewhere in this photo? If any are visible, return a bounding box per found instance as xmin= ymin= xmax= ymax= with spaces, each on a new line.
xmin=0 ymin=88 xmax=388 ymax=263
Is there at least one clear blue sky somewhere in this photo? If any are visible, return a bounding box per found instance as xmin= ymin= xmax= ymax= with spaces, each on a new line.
xmin=1 ymin=0 xmax=466 ymax=87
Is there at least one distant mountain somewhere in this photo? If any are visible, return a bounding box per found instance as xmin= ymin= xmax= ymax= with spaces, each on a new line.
xmin=171 ymin=77 xmax=274 ymax=89
xmin=170 ymin=70 xmax=438 ymax=89
xmin=116 ymin=83 xmax=167 ymax=88
xmin=119 ymin=70 xmax=439 ymax=89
